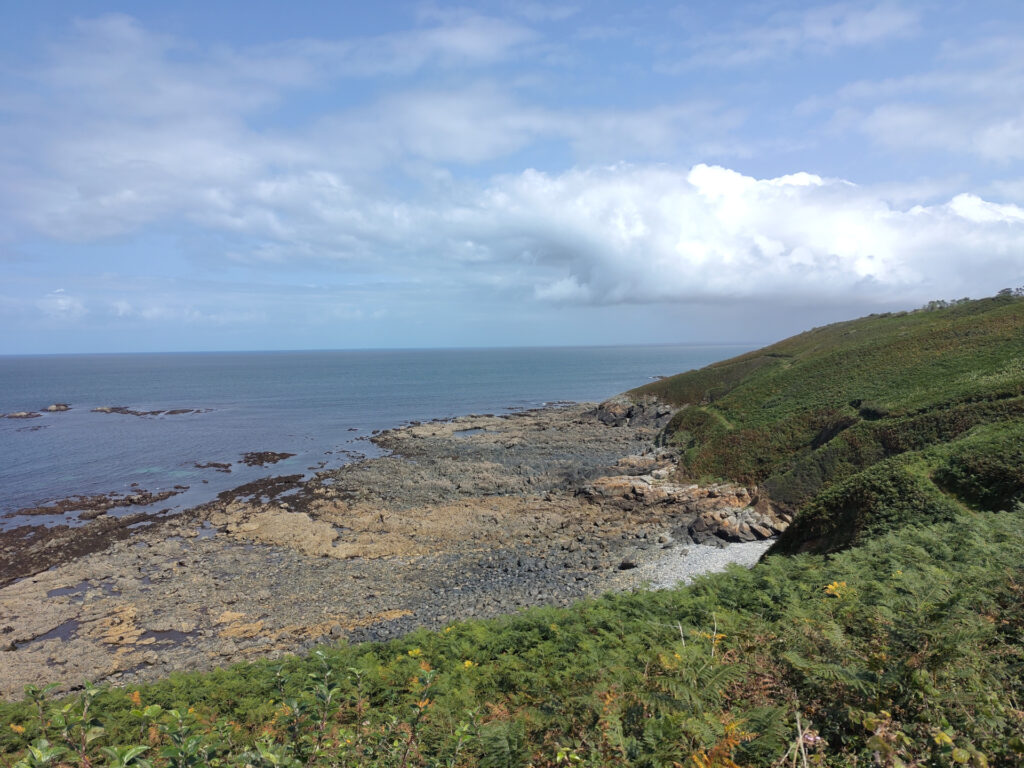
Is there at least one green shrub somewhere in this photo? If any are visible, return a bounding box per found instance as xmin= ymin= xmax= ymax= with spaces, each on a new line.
xmin=769 ymin=458 xmax=962 ymax=555
xmin=4 ymin=511 xmax=1024 ymax=766
xmin=934 ymin=425 xmax=1024 ymax=511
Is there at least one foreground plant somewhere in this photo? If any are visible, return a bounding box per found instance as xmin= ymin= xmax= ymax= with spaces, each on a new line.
xmin=3 ymin=509 xmax=1024 ymax=766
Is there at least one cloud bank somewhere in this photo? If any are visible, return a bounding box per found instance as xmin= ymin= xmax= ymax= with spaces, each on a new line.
xmin=437 ymin=164 xmax=1024 ymax=305
xmin=2 ymin=7 xmax=1024 ymax=351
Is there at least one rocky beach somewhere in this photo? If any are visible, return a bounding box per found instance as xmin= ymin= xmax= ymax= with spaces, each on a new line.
xmin=0 ymin=399 xmax=789 ymax=699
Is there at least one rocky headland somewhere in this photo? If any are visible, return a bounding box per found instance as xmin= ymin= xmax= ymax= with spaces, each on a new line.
xmin=0 ymin=399 xmax=788 ymax=699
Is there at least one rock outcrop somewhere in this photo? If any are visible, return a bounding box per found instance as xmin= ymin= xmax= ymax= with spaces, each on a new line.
xmin=591 ymin=395 xmax=676 ymax=428
xmin=582 ymin=473 xmax=790 ymax=544
xmin=1 ymin=402 xmax=781 ymax=698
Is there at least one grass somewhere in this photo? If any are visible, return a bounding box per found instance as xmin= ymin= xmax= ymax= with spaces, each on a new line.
xmin=632 ymin=293 xmax=1024 ymax=554
xmin=3 ymin=509 xmax=1023 ymax=766
xmin=5 ymin=293 xmax=1024 ymax=766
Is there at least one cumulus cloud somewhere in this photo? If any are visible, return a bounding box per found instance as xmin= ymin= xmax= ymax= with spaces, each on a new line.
xmin=441 ymin=164 xmax=1024 ymax=304
xmin=4 ymin=9 xmax=1024 ymax=343
xmin=99 ymin=161 xmax=1022 ymax=308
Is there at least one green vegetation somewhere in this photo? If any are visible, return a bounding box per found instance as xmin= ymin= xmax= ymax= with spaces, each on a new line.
xmin=4 ymin=293 xmax=1024 ymax=766
xmin=3 ymin=509 xmax=1023 ymax=766
xmin=632 ymin=293 xmax=1024 ymax=554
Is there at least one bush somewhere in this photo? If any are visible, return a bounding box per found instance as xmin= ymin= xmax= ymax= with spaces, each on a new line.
xmin=934 ymin=425 xmax=1024 ymax=511
xmin=769 ymin=458 xmax=962 ymax=555
xmin=4 ymin=510 xmax=1024 ymax=766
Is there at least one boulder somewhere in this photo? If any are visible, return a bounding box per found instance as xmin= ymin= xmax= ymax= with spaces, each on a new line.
xmin=687 ymin=500 xmax=790 ymax=544
xmin=592 ymin=395 xmax=676 ymax=428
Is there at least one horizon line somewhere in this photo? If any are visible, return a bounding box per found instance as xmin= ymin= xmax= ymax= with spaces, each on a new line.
xmin=0 ymin=340 xmax=762 ymax=358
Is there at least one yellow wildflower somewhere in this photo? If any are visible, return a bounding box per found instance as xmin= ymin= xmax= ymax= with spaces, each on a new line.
xmin=9 ymin=724 xmax=25 ymax=734
xmin=407 ymin=647 xmax=423 ymax=658
xmin=692 ymin=630 xmax=726 ymax=641
xmin=463 ymin=659 xmax=476 ymax=669
xmin=825 ymin=580 xmax=847 ymax=597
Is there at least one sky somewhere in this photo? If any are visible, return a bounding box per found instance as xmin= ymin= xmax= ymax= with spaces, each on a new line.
xmin=2 ymin=0 xmax=1023 ymax=353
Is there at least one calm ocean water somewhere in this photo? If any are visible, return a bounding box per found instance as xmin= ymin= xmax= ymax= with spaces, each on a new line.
xmin=0 ymin=345 xmax=745 ymax=528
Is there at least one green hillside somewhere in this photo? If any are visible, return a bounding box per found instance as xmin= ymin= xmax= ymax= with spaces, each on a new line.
xmin=4 ymin=510 xmax=1022 ymax=767
xmin=631 ymin=292 xmax=1024 ymax=554
xmin=4 ymin=294 xmax=1024 ymax=767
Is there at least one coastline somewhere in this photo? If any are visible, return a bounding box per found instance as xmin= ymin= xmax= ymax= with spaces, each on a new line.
xmin=1 ymin=400 xmax=785 ymax=699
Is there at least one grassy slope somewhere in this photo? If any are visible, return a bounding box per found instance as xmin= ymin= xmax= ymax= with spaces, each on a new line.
xmin=631 ymin=294 xmax=1024 ymax=554
xmin=3 ymin=510 xmax=1023 ymax=766
xmin=4 ymin=295 xmax=1024 ymax=767
xmin=8 ymin=507 xmax=1024 ymax=765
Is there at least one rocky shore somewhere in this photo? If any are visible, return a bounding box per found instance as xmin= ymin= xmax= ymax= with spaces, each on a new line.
xmin=0 ymin=400 xmax=788 ymax=699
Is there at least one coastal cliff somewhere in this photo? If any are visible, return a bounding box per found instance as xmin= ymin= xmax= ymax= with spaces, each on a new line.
xmin=628 ymin=292 xmax=1024 ymax=554
xmin=3 ymin=294 xmax=1024 ymax=766
xmin=1 ymin=403 xmax=773 ymax=698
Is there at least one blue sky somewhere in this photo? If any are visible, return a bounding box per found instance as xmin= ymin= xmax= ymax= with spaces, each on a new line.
xmin=2 ymin=1 xmax=1023 ymax=353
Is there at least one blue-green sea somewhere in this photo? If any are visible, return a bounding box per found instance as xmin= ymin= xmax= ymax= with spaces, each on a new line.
xmin=0 ymin=345 xmax=746 ymax=528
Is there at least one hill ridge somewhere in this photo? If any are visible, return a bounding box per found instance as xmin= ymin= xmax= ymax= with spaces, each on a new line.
xmin=628 ymin=293 xmax=1024 ymax=553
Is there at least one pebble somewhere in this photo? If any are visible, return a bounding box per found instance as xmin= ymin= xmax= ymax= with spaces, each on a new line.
xmin=626 ymin=540 xmax=774 ymax=590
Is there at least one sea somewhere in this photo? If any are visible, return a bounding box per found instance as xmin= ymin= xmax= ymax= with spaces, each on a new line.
xmin=0 ymin=345 xmax=747 ymax=529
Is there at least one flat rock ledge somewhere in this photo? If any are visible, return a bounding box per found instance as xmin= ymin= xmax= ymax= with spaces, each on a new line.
xmin=1 ymin=399 xmax=781 ymax=699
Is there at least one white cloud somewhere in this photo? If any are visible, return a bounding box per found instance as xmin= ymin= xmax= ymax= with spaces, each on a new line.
xmin=188 ymin=162 xmax=1024 ymax=307
xmin=4 ymin=10 xmax=1024 ymax=338
xmin=314 ymin=85 xmax=740 ymax=168
xmin=947 ymin=193 xmax=1024 ymax=225
xmin=670 ymin=2 xmax=918 ymax=69
xmin=0 ymin=15 xmax=743 ymax=241
xmin=440 ymin=164 xmax=1024 ymax=305
xmin=823 ymin=36 xmax=1024 ymax=162
xmin=37 ymin=289 xmax=86 ymax=319
xmin=859 ymin=103 xmax=1024 ymax=162
xmin=8 ymin=160 xmax=1024 ymax=331
xmin=270 ymin=14 xmax=538 ymax=77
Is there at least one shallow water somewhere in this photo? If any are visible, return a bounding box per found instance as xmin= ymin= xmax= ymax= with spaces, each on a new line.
xmin=0 ymin=344 xmax=746 ymax=527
